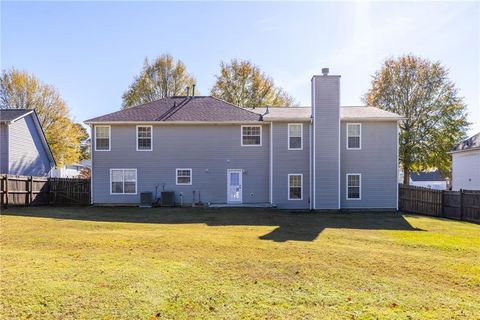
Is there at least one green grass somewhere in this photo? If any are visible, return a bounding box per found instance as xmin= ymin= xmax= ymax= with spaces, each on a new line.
xmin=1 ymin=207 xmax=479 ymax=319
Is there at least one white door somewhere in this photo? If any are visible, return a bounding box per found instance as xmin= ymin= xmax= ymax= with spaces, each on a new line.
xmin=227 ymin=169 xmax=243 ymax=203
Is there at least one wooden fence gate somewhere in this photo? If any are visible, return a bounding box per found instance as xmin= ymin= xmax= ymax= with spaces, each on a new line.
xmin=1 ymin=175 xmax=91 ymax=206
xmin=399 ymin=184 xmax=480 ymax=223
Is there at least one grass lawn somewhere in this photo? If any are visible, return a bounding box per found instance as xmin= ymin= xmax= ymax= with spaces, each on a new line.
xmin=1 ymin=207 xmax=479 ymax=319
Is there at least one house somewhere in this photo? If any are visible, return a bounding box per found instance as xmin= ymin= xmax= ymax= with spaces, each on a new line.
xmin=404 ymin=170 xmax=448 ymax=190
xmin=85 ymin=69 xmax=403 ymax=209
xmin=50 ymin=160 xmax=91 ymax=178
xmin=0 ymin=109 xmax=55 ymax=176
xmin=450 ymin=132 xmax=480 ymax=190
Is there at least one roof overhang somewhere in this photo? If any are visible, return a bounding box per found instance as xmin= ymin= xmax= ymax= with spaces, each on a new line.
xmin=448 ymin=146 xmax=480 ymax=155
xmin=84 ymin=120 xmax=264 ymax=125
xmin=0 ymin=110 xmax=34 ymax=124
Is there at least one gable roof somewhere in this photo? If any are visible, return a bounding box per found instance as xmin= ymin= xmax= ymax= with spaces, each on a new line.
xmin=85 ymin=96 xmax=262 ymax=123
xmin=246 ymin=106 xmax=403 ymax=121
xmin=0 ymin=108 xmax=56 ymax=165
xmin=450 ymin=132 xmax=480 ymax=153
xmin=410 ymin=170 xmax=446 ymax=182
xmin=0 ymin=109 xmax=34 ymax=122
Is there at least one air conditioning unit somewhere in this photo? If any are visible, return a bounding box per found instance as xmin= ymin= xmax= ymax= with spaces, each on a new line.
xmin=161 ymin=191 xmax=175 ymax=207
xmin=140 ymin=192 xmax=153 ymax=208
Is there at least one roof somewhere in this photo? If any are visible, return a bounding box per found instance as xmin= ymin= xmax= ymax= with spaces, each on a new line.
xmin=450 ymin=132 xmax=480 ymax=153
xmin=246 ymin=106 xmax=403 ymax=121
xmin=0 ymin=109 xmax=33 ymax=122
xmin=0 ymin=108 xmax=56 ymax=165
xmin=410 ymin=170 xmax=446 ymax=182
xmin=85 ymin=96 xmax=262 ymax=123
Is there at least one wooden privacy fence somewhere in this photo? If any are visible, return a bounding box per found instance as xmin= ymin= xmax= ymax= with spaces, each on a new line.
xmin=0 ymin=174 xmax=90 ymax=207
xmin=399 ymin=184 xmax=480 ymax=223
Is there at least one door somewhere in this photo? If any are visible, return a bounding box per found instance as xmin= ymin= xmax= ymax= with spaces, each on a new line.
xmin=227 ymin=169 xmax=243 ymax=203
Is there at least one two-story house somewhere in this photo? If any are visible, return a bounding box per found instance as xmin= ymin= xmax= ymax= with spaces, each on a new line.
xmin=85 ymin=69 xmax=403 ymax=210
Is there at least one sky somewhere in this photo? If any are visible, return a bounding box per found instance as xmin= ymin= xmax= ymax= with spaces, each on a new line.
xmin=1 ymin=1 xmax=479 ymax=136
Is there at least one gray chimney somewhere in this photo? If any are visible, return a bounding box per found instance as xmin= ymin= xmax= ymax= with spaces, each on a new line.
xmin=322 ymin=68 xmax=329 ymax=76
xmin=185 ymin=86 xmax=190 ymax=98
xmin=192 ymin=84 xmax=196 ymax=98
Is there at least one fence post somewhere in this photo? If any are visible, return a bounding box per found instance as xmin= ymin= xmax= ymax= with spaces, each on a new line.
xmin=460 ymin=189 xmax=464 ymax=221
xmin=441 ymin=190 xmax=444 ymax=218
xmin=29 ymin=176 xmax=33 ymax=205
xmin=5 ymin=175 xmax=8 ymax=208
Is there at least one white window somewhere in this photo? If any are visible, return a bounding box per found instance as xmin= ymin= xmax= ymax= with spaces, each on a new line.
xmin=136 ymin=125 xmax=152 ymax=151
xmin=347 ymin=123 xmax=361 ymax=150
xmin=346 ymin=173 xmax=361 ymax=200
xmin=288 ymin=123 xmax=303 ymax=150
xmin=288 ymin=174 xmax=303 ymax=200
xmin=176 ymin=168 xmax=192 ymax=185
xmin=95 ymin=126 xmax=110 ymax=151
xmin=110 ymin=169 xmax=137 ymax=194
xmin=241 ymin=125 xmax=262 ymax=146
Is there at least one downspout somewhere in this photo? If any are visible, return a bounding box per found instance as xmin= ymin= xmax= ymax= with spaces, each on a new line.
xmin=309 ymin=118 xmax=312 ymax=210
xmin=396 ymin=122 xmax=400 ymax=211
xmin=269 ymin=122 xmax=273 ymax=205
xmin=90 ymin=124 xmax=94 ymax=205
xmin=312 ymin=77 xmax=316 ymax=210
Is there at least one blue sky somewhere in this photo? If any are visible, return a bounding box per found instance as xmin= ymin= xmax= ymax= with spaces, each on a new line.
xmin=1 ymin=1 xmax=479 ymax=135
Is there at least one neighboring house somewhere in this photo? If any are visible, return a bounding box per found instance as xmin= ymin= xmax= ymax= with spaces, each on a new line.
xmin=0 ymin=109 xmax=55 ymax=176
xmin=85 ymin=69 xmax=403 ymax=209
xmin=50 ymin=160 xmax=91 ymax=178
xmin=450 ymin=132 xmax=480 ymax=191
xmin=405 ymin=170 xmax=448 ymax=190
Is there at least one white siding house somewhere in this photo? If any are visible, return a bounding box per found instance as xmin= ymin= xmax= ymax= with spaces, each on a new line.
xmin=450 ymin=133 xmax=480 ymax=191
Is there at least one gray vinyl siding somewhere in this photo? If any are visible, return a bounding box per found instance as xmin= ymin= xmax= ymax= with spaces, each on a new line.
xmin=8 ymin=116 xmax=53 ymax=176
xmin=340 ymin=121 xmax=398 ymax=209
xmin=312 ymin=76 xmax=340 ymax=209
xmin=0 ymin=124 xmax=8 ymax=173
xmin=272 ymin=122 xmax=310 ymax=209
xmin=92 ymin=124 xmax=270 ymax=205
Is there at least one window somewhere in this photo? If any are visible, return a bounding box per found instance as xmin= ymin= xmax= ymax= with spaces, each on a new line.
xmin=288 ymin=123 xmax=303 ymax=150
xmin=136 ymin=125 xmax=152 ymax=151
xmin=241 ymin=125 xmax=262 ymax=146
xmin=347 ymin=123 xmax=361 ymax=149
xmin=110 ymin=169 xmax=137 ymax=194
xmin=176 ymin=168 xmax=192 ymax=185
xmin=95 ymin=126 xmax=110 ymax=151
xmin=347 ymin=174 xmax=361 ymax=200
xmin=288 ymin=174 xmax=303 ymax=200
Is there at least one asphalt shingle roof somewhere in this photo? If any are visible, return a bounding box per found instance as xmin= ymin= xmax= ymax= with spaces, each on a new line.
xmin=0 ymin=109 xmax=33 ymax=122
xmin=85 ymin=96 xmax=262 ymax=123
xmin=410 ymin=170 xmax=446 ymax=182
xmin=451 ymin=132 xmax=480 ymax=152
xmin=246 ymin=106 xmax=403 ymax=121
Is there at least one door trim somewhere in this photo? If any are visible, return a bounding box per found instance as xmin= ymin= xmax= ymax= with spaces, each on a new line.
xmin=227 ymin=169 xmax=243 ymax=204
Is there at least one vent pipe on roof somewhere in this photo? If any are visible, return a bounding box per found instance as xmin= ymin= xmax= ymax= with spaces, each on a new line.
xmin=185 ymin=86 xmax=190 ymax=98
xmin=191 ymin=84 xmax=196 ymax=98
xmin=322 ymin=68 xmax=329 ymax=76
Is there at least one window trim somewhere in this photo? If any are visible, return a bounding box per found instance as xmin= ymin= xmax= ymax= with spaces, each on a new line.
xmin=176 ymin=168 xmax=192 ymax=185
xmin=241 ymin=125 xmax=262 ymax=147
xmin=288 ymin=123 xmax=303 ymax=150
xmin=95 ymin=125 xmax=111 ymax=151
xmin=288 ymin=173 xmax=303 ymax=201
xmin=136 ymin=125 xmax=153 ymax=151
xmin=110 ymin=168 xmax=137 ymax=195
xmin=346 ymin=123 xmax=362 ymax=150
xmin=346 ymin=173 xmax=361 ymax=200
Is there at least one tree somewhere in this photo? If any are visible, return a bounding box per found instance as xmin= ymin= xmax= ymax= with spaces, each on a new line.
xmin=122 ymin=54 xmax=196 ymax=109
xmin=0 ymin=68 xmax=85 ymax=166
xmin=75 ymin=123 xmax=91 ymax=160
xmin=211 ymin=59 xmax=296 ymax=108
xmin=363 ymin=55 xmax=469 ymax=184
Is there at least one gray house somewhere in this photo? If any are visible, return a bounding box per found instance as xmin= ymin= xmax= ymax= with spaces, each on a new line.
xmin=85 ymin=70 xmax=402 ymax=210
xmin=0 ymin=109 xmax=55 ymax=176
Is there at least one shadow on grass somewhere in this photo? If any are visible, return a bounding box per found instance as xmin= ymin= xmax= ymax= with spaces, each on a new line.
xmin=1 ymin=206 xmax=422 ymax=242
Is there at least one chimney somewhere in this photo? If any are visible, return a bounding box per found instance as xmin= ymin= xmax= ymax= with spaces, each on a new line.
xmin=192 ymin=84 xmax=196 ymax=98
xmin=311 ymin=68 xmax=341 ymax=210
xmin=185 ymin=86 xmax=190 ymax=98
